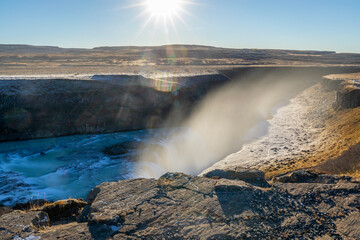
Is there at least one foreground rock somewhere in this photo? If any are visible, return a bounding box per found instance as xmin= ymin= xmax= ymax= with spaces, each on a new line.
xmin=85 ymin=172 xmax=360 ymax=239
xmin=1 ymin=171 xmax=359 ymax=239
xmin=0 ymin=210 xmax=49 ymax=239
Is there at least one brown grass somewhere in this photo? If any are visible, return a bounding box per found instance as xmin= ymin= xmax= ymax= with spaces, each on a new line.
xmin=324 ymin=72 xmax=360 ymax=80
xmin=264 ymin=107 xmax=360 ymax=178
xmin=317 ymin=141 xmax=360 ymax=175
xmin=28 ymin=197 xmax=78 ymax=211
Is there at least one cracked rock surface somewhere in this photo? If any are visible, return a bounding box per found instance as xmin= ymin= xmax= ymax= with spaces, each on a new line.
xmin=1 ymin=171 xmax=359 ymax=239
xmin=0 ymin=210 xmax=49 ymax=240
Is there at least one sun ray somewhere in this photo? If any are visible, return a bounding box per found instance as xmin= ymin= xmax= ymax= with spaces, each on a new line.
xmin=138 ymin=14 xmax=156 ymax=34
xmin=169 ymin=15 xmax=178 ymax=35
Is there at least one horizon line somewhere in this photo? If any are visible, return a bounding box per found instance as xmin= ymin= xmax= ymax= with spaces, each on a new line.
xmin=1 ymin=42 xmax=353 ymax=54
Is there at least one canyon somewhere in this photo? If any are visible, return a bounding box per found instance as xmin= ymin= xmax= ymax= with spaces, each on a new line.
xmin=1 ymin=67 xmax=360 ymax=142
xmin=1 ymin=44 xmax=360 ymax=239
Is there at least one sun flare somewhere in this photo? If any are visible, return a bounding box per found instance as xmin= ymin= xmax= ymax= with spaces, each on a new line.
xmin=133 ymin=0 xmax=193 ymax=30
xmin=129 ymin=0 xmax=194 ymax=36
xmin=145 ymin=0 xmax=183 ymax=17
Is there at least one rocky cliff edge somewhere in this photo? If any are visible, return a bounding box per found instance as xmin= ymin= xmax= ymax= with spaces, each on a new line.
xmin=1 ymin=170 xmax=359 ymax=239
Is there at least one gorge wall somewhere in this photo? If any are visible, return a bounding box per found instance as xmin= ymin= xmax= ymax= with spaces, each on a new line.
xmin=0 ymin=74 xmax=228 ymax=142
xmin=1 ymin=67 xmax=360 ymax=142
xmin=322 ymin=73 xmax=360 ymax=108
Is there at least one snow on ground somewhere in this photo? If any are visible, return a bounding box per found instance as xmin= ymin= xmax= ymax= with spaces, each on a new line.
xmin=0 ymin=74 xmax=94 ymax=80
xmin=0 ymin=70 xmax=219 ymax=81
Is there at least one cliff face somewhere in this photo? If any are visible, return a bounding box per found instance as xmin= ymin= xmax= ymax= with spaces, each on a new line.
xmin=322 ymin=73 xmax=360 ymax=108
xmin=1 ymin=67 xmax=360 ymax=143
xmin=0 ymin=74 xmax=228 ymax=142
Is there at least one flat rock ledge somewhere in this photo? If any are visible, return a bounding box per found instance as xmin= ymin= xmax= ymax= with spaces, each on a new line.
xmin=1 ymin=171 xmax=360 ymax=239
xmin=200 ymin=167 xmax=267 ymax=186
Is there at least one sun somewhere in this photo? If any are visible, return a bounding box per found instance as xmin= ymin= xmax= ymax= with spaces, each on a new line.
xmin=145 ymin=0 xmax=183 ymax=17
xmin=128 ymin=0 xmax=194 ymax=34
xmin=133 ymin=0 xmax=192 ymax=29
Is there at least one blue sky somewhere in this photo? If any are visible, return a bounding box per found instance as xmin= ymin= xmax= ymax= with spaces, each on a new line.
xmin=0 ymin=0 xmax=359 ymax=52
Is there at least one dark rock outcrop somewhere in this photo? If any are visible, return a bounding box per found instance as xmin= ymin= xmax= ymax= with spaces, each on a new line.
xmin=201 ymin=167 xmax=267 ymax=186
xmin=102 ymin=140 xmax=141 ymax=156
xmin=322 ymin=75 xmax=360 ymax=108
xmin=337 ymin=85 xmax=360 ymax=108
xmin=1 ymin=171 xmax=360 ymax=239
xmin=39 ymin=199 xmax=87 ymax=223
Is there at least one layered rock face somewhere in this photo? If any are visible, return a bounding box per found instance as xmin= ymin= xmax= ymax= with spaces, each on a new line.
xmin=322 ymin=73 xmax=360 ymax=108
xmin=1 ymin=171 xmax=359 ymax=239
xmin=0 ymin=74 xmax=228 ymax=141
xmin=1 ymin=67 xmax=360 ymax=142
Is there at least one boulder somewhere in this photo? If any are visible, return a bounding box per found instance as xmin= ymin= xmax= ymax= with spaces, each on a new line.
xmin=102 ymin=140 xmax=141 ymax=156
xmin=201 ymin=167 xmax=266 ymax=185
xmin=273 ymin=169 xmax=319 ymax=183
xmin=0 ymin=210 xmax=49 ymax=240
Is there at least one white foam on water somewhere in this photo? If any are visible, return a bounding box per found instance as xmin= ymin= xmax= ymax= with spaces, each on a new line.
xmin=0 ymin=129 xmax=172 ymax=205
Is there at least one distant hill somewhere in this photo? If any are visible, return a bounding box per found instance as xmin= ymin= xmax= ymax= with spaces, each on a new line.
xmin=1 ymin=44 xmax=360 ymax=75
xmin=0 ymin=43 xmax=337 ymax=56
xmin=0 ymin=44 xmax=66 ymax=54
